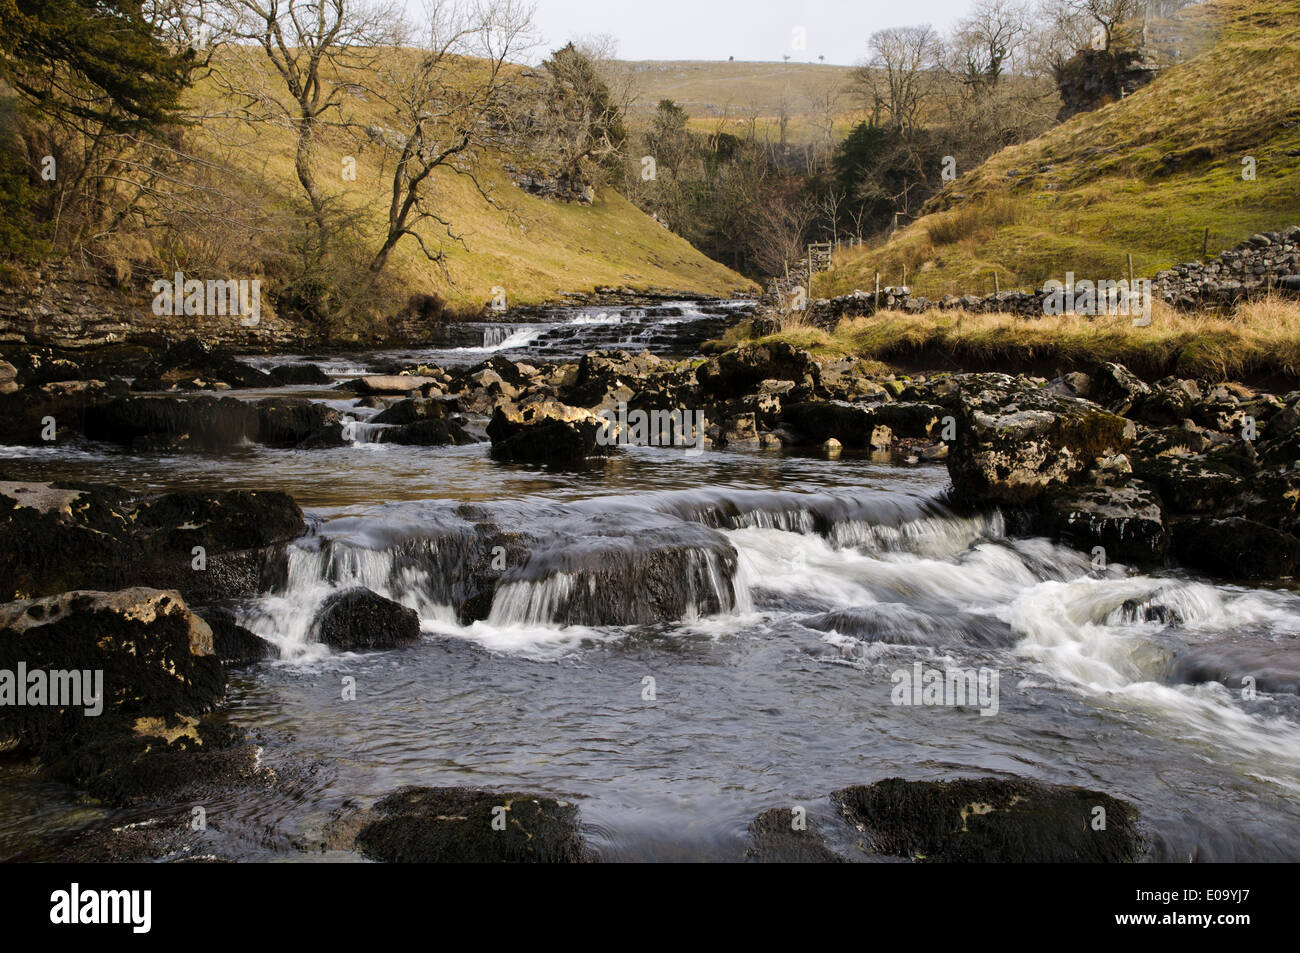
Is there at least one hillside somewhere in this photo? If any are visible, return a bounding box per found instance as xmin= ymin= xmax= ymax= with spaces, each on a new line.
xmin=10 ymin=46 xmax=756 ymax=339
xmin=815 ymin=0 xmax=1300 ymax=300
xmin=621 ymin=59 xmax=861 ymax=143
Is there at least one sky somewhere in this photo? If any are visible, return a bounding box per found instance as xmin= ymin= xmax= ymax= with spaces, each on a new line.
xmin=407 ymin=0 xmax=979 ymax=67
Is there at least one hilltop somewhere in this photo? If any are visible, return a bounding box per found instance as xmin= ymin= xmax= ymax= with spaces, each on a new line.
xmin=621 ymin=59 xmax=860 ymax=143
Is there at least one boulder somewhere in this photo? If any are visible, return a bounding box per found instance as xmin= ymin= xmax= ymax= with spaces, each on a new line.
xmin=350 ymin=786 xmax=588 ymax=862
xmin=197 ymin=607 xmax=275 ymax=666
xmin=1170 ymin=517 xmax=1300 ymax=580
xmin=947 ymin=377 xmax=1131 ymax=505
xmin=1091 ymin=362 xmax=1150 ymax=415
xmin=487 ymin=401 xmax=608 ymax=464
xmin=311 ymin=587 xmax=421 ymax=651
xmin=783 ymin=401 xmax=941 ymax=449
xmin=832 ymin=777 xmax=1144 ymax=862
xmin=1041 ymin=481 xmax=1167 ymax=565
xmin=351 ymin=375 xmax=439 ymax=395
xmin=375 ymin=418 xmax=469 ymax=446
xmin=137 ymin=338 xmax=272 ymax=390
xmin=255 ymin=397 xmax=347 ymax=448
xmin=1169 ymin=641 xmax=1300 ymax=695
xmin=696 ymin=342 xmax=820 ymax=400
xmin=268 ymin=363 xmax=331 ymax=386
xmin=0 ymin=588 xmax=225 ymax=774
xmin=83 ymin=395 xmax=258 ymax=451
xmin=745 ymin=808 xmax=847 ymax=863
xmin=0 ymin=482 xmax=304 ymax=602
xmin=0 ymin=379 xmax=129 ymax=445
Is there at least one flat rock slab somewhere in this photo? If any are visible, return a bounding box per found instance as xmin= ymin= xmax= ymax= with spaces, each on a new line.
xmin=355 ymin=375 xmax=439 ymax=394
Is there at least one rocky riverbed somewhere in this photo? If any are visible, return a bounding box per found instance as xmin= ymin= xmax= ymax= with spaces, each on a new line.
xmin=2 ymin=302 xmax=1299 ymax=862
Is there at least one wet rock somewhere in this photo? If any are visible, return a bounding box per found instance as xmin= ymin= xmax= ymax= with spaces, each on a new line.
xmin=0 ymin=482 xmax=304 ymax=602
xmin=1170 ymin=517 xmax=1300 ymax=580
xmin=1131 ymin=453 xmax=1243 ymax=513
xmin=697 ymin=342 xmax=820 ymax=400
xmin=720 ymin=412 xmax=760 ymax=449
xmin=0 ymin=379 xmax=129 ymax=445
xmin=84 ymin=395 xmax=258 ymax=451
xmin=1169 ymin=641 xmax=1300 ymax=695
xmin=832 ymin=777 xmax=1144 ymax=862
xmin=255 ymin=397 xmax=346 ymax=448
xmin=487 ymin=401 xmax=608 ymax=464
xmin=268 ymin=363 xmax=331 ymax=385
xmin=0 ymin=482 xmax=139 ymax=599
xmin=947 ymin=377 xmax=1131 ymax=505
xmin=198 ymin=607 xmax=275 ymax=666
xmin=0 ymin=588 xmax=227 ymax=791
xmin=1241 ymin=465 xmax=1300 ymax=536
xmin=371 ymin=397 xmax=448 ymax=425
xmin=137 ymin=338 xmax=272 ymax=390
xmin=0 ymin=360 xmax=16 ymax=395
xmin=370 ymin=397 xmax=471 ymax=446
xmin=376 ymin=418 xmax=470 ymax=446
xmin=806 ymin=604 xmax=1014 ymax=648
xmin=79 ymin=719 xmax=270 ymax=806
xmin=1117 ymin=596 xmax=1182 ymax=625
xmin=133 ymin=489 xmax=305 ymax=602
xmin=351 ymin=786 xmax=588 ymax=862
xmin=1041 ymin=481 xmax=1167 ymax=565
xmin=311 ymin=587 xmax=421 ymax=652
xmin=137 ymin=490 xmax=305 ymax=555
xmin=783 ymin=401 xmax=941 ymax=449
xmin=745 ymin=808 xmax=847 ymax=863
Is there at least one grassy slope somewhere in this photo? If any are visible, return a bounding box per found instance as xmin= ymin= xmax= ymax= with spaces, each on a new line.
xmin=184 ymin=50 xmax=754 ymax=313
xmin=816 ymin=0 xmax=1300 ymax=300
xmin=622 ymin=59 xmax=861 ymax=144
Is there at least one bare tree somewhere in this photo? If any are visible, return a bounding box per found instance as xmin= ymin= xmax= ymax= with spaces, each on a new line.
xmin=802 ymin=76 xmax=843 ymax=172
xmin=215 ymin=0 xmax=401 ymax=244
xmin=855 ymin=25 xmax=942 ymax=132
xmin=368 ymin=0 xmax=535 ymax=275
xmin=1037 ymin=0 xmax=1147 ymax=60
xmin=949 ymin=0 xmax=1032 ymax=92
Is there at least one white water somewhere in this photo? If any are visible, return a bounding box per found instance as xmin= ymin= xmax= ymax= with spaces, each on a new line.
xmin=233 ymin=485 xmax=1300 ymax=800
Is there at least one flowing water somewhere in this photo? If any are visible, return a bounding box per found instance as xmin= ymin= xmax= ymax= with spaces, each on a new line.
xmin=4 ymin=300 xmax=1300 ymax=862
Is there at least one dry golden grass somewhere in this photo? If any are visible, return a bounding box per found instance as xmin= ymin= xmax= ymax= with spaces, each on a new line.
xmin=84 ymin=45 xmax=756 ymax=332
xmin=750 ymin=295 xmax=1300 ymax=382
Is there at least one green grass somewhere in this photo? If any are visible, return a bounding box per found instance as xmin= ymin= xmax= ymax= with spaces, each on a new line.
xmin=816 ymin=0 xmax=1300 ymax=300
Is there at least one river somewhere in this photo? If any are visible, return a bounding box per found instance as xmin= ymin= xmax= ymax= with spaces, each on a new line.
xmin=3 ymin=299 xmax=1299 ymax=862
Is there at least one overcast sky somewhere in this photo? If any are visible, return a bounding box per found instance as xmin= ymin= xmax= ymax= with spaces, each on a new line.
xmin=409 ymin=0 xmax=979 ymax=66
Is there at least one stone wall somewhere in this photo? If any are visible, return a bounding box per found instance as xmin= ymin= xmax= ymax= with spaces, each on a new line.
xmin=799 ymin=225 xmax=1300 ymax=328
